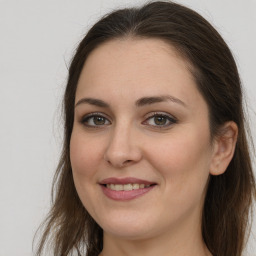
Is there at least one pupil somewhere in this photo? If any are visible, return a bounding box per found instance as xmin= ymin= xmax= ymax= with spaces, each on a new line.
xmin=154 ymin=116 xmax=166 ymax=125
xmin=94 ymin=116 xmax=105 ymax=125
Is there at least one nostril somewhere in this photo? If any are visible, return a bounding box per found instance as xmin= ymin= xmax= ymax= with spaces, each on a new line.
xmin=121 ymin=160 xmax=133 ymax=167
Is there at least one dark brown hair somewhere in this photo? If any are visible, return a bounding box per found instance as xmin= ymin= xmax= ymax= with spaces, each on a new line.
xmin=34 ymin=1 xmax=256 ymax=256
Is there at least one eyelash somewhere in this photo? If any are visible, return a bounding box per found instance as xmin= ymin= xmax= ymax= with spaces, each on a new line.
xmin=80 ymin=112 xmax=177 ymax=129
xmin=143 ymin=112 xmax=177 ymax=128
xmin=81 ymin=112 xmax=111 ymax=128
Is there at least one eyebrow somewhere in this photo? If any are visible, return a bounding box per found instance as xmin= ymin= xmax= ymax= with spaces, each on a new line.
xmin=75 ymin=98 xmax=109 ymax=108
xmin=75 ymin=95 xmax=187 ymax=108
xmin=135 ymin=95 xmax=186 ymax=107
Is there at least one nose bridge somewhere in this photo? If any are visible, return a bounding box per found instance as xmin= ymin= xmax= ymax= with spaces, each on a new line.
xmin=104 ymin=119 xmax=141 ymax=167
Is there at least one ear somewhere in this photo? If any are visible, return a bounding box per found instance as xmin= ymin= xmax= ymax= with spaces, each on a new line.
xmin=209 ymin=121 xmax=238 ymax=176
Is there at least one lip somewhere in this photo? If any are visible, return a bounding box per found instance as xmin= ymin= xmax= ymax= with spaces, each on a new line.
xmin=99 ymin=177 xmax=156 ymax=185
xmin=99 ymin=177 xmax=157 ymax=201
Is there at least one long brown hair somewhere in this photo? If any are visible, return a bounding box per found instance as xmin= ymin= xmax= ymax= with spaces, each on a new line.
xmin=34 ymin=1 xmax=256 ymax=255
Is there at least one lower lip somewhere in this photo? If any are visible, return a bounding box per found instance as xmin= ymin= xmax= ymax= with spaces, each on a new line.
xmin=101 ymin=185 xmax=156 ymax=201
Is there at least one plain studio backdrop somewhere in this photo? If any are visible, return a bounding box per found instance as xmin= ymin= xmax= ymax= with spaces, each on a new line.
xmin=0 ymin=0 xmax=255 ymax=255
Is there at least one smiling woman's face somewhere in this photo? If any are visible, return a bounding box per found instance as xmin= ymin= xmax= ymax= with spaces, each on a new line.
xmin=70 ymin=38 xmax=215 ymax=241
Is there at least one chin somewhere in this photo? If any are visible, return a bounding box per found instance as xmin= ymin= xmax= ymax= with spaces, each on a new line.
xmin=96 ymin=213 xmax=162 ymax=240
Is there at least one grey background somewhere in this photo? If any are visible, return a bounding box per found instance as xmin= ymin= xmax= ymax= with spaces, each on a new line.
xmin=0 ymin=0 xmax=255 ymax=255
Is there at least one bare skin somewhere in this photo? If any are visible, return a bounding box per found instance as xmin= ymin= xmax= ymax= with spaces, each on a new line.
xmin=70 ymin=38 xmax=237 ymax=256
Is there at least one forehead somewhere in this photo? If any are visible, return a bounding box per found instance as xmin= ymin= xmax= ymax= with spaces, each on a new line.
xmin=75 ymin=38 xmax=205 ymax=112
xmin=78 ymin=38 xmax=191 ymax=85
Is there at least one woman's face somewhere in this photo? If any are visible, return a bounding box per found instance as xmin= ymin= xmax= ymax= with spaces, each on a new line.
xmin=70 ymin=38 xmax=216 ymax=240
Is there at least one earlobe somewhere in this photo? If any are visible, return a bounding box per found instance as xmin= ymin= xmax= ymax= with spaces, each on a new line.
xmin=209 ymin=121 xmax=238 ymax=176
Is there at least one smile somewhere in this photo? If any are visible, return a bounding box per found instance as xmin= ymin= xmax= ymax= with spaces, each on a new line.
xmin=99 ymin=177 xmax=156 ymax=201
xmin=106 ymin=184 xmax=151 ymax=191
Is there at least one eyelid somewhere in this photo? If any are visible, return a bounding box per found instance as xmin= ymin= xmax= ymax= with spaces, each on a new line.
xmin=144 ymin=111 xmax=177 ymax=120
xmin=142 ymin=111 xmax=178 ymax=128
xmin=80 ymin=112 xmax=112 ymax=127
xmin=79 ymin=111 xmax=177 ymax=129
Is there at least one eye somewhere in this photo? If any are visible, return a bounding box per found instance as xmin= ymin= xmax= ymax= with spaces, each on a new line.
xmin=143 ymin=112 xmax=177 ymax=128
xmin=81 ymin=113 xmax=111 ymax=128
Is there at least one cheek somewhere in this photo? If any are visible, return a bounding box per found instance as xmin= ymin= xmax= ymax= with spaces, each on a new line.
xmin=144 ymin=127 xmax=212 ymax=194
xmin=69 ymin=131 xmax=104 ymax=216
xmin=70 ymin=131 xmax=102 ymax=178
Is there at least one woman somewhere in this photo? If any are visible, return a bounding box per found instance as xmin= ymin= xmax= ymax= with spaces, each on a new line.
xmin=35 ymin=1 xmax=256 ymax=256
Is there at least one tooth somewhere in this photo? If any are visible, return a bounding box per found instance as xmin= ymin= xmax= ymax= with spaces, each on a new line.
xmin=124 ymin=184 xmax=133 ymax=191
xmin=115 ymin=184 xmax=123 ymax=191
xmin=132 ymin=184 xmax=140 ymax=190
xmin=106 ymin=183 xmax=152 ymax=191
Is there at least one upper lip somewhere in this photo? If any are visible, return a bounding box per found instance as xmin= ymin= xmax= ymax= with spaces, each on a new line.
xmin=99 ymin=177 xmax=156 ymax=185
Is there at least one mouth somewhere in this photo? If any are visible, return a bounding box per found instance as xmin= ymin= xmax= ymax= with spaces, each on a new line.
xmin=102 ymin=183 xmax=155 ymax=191
xmin=99 ymin=177 xmax=157 ymax=200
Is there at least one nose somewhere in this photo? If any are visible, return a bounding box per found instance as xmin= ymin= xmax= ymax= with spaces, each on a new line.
xmin=104 ymin=123 xmax=142 ymax=168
